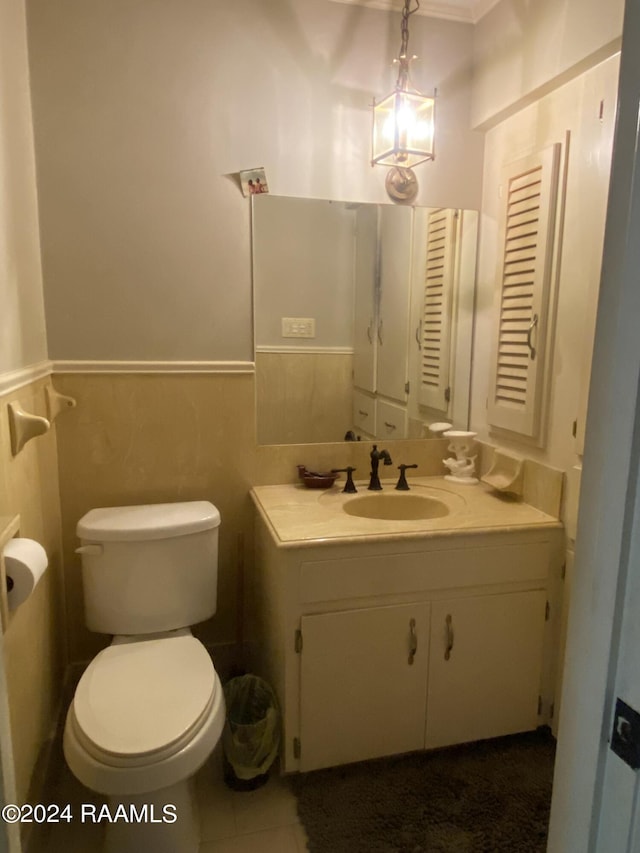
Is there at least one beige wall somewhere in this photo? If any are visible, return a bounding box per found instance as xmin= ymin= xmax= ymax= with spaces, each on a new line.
xmin=53 ymin=373 xmax=256 ymax=662
xmin=472 ymin=0 xmax=623 ymax=128
xmin=0 ymin=0 xmax=65 ymax=809
xmin=26 ymin=0 xmax=483 ymax=363
xmin=52 ymin=370 xmax=468 ymax=662
xmin=0 ymin=0 xmax=47 ymax=372
xmin=256 ymin=352 xmax=354 ymax=444
xmin=0 ymin=379 xmax=64 ymax=803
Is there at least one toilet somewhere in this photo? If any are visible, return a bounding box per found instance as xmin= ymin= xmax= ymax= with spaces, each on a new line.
xmin=63 ymin=501 xmax=225 ymax=853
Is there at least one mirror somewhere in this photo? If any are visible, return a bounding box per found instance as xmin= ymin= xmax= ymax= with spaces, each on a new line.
xmin=253 ymin=195 xmax=478 ymax=446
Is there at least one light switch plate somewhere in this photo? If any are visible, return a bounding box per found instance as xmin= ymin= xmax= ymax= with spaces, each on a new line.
xmin=282 ymin=317 xmax=316 ymax=338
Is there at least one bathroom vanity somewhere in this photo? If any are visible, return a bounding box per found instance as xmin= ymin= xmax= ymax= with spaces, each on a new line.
xmin=247 ymin=478 xmax=563 ymax=773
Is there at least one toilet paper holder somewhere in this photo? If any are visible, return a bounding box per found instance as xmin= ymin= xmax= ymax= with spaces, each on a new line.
xmin=0 ymin=516 xmax=20 ymax=630
xmin=2 ymin=537 xmax=48 ymax=614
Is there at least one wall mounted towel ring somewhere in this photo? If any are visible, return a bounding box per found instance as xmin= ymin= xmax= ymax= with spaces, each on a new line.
xmin=7 ymin=402 xmax=50 ymax=456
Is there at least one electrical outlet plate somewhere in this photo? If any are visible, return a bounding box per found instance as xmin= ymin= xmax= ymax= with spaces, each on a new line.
xmin=281 ymin=317 xmax=316 ymax=338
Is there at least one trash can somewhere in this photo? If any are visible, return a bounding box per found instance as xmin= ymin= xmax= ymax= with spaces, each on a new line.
xmin=222 ymin=675 xmax=280 ymax=791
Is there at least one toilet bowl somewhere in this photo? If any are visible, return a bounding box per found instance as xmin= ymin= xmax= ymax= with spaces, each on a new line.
xmin=63 ymin=502 xmax=225 ymax=853
xmin=64 ymin=630 xmax=225 ymax=796
xmin=63 ymin=630 xmax=225 ymax=853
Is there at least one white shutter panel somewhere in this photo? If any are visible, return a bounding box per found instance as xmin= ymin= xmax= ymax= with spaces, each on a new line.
xmin=487 ymin=144 xmax=561 ymax=439
xmin=418 ymin=208 xmax=457 ymax=412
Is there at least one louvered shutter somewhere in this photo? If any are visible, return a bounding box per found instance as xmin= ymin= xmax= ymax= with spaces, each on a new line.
xmin=418 ymin=208 xmax=457 ymax=412
xmin=487 ymin=144 xmax=561 ymax=439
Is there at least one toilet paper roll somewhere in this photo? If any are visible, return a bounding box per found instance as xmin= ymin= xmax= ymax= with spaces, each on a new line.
xmin=2 ymin=538 xmax=48 ymax=611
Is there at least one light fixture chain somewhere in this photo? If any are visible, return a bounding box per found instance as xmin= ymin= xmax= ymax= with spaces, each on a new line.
xmin=400 ymin=0 xmax=420 ymax=59
xmin=398 ymin=0 xmax=419 ymax=89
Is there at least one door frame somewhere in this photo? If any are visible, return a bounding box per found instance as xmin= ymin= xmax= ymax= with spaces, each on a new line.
xmin=0 ymin=633 xmax=21 ymax=853
xmin=548 ymin=0 xmax=640 ymax=848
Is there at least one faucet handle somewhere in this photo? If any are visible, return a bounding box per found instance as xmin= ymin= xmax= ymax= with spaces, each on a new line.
xmin=396 ymin=463 xmax=418 ymax=491
xmin=331 ymin=467 xmax=357 ymax=494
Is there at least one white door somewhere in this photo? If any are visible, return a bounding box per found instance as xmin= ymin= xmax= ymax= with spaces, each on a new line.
xmin=299 ymin=603 xmax=429 ymax=771
xmin=426 ymin=591 xmax=547 ymax=749
xmin=0 ymin=635 xmax=20 ymax=853
xmin=547 ymin=6 xmax=640 ymax=848
xmin=592 ymin=451 xmax=640 ymax=851
xmin=377 ymin=205 xmax=412 ymax=403
xmin=353 ymin=204 xmax=378 ymax=393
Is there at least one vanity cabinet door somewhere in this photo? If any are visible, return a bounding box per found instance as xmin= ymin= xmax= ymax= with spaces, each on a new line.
xmin=425 ymin=591 xmax=547 ymax=749
xmin=299 ymin=603 xmax=429 ymax=771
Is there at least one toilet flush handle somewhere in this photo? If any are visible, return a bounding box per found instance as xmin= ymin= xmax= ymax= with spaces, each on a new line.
xmin=75 ymin=544 xmax=104 ymax=556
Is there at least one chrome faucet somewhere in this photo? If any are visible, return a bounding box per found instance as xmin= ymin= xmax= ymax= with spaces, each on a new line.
xmin=368 ymin=445 xmax=393 ymax=490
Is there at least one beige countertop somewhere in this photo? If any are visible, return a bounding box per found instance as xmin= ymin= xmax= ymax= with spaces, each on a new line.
xmin=250 ymin=477 xmax=562 ymax=548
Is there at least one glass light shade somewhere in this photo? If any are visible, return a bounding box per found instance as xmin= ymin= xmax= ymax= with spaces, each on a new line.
xmin=372 ymin=89 xmax=435 ymax=168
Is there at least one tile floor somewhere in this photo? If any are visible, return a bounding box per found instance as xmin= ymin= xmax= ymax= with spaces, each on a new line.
xmin=196 ymin=748 xmax=308 ymax=853
xmin=29 ymin=745 xmax=308 ymax=853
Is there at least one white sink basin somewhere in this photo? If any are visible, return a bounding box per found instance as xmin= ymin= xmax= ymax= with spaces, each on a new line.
xmin=342 ymin=493 xmax=450 ymax=521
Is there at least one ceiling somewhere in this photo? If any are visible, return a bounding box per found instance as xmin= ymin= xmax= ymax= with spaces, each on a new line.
xmin=327 ymin=0 xmax=500 ymax=24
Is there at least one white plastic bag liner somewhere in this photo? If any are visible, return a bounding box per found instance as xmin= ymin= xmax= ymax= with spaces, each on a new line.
xmin=222 ymin=675 xmax=280 ymax=780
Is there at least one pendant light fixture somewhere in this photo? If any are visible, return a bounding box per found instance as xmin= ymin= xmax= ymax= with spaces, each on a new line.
xmin=371 ymin=0 xmax=435 ymax=200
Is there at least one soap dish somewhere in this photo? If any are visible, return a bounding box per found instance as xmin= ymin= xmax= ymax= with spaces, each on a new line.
xmin=481 ymin=450 xmax=524 ymax=496
xmin=297 ymin=465 xmax=339 ymax=489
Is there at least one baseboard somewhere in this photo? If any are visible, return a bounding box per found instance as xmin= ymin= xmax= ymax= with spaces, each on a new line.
xmin=22 ymin=666 xmax=81 ymax=853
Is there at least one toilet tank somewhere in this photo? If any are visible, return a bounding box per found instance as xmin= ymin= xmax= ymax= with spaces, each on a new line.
xmin=76 ymin=501 xmax=221 ymax=635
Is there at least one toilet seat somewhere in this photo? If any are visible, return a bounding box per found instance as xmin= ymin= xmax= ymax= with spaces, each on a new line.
xmin=71 ymin=630 xmax=216 ymax=767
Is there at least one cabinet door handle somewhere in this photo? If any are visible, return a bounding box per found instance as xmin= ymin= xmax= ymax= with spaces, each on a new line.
xmin=445 ymin=614 xmax=454 ymax=660
xmin=526 ymin=313 xmax=538 ymax=361
xmin=384 ymin=421 xmax=397 ymax=431
xmin=378 ymin=319 xmax=384 ymax=345
xmin=367 ymin=319 xmax=373 ymax=344
xmin=408 ymin=618 xmax=417 ymax=665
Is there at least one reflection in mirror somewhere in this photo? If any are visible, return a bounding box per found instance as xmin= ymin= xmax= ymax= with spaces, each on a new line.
xmin=253 ymin=195 xmax=478 ymax=446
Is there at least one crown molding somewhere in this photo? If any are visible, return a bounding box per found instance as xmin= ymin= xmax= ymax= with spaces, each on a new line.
xmin=471 ymin=0 xmax=501 ymax=22
xmin=327 ymin=0 xmax=501 ymax=24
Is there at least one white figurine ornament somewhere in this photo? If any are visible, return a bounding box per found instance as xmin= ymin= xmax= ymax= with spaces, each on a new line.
xmin=442 ymin=431 xmax=479 ymax=485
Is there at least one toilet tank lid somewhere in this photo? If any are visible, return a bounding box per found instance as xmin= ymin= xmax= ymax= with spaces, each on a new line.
xmin=77 ymin=501 xmax=221 ymax=542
